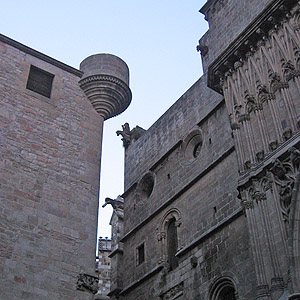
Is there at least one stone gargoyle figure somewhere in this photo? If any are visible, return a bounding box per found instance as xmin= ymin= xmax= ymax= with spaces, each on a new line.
xmin=116 ymin=123 xmax=146 ymax=149
xmin=102 ymin=195 xmax=124 ymax=210
xmin=116 ymin=123 xmax=131 ymax=148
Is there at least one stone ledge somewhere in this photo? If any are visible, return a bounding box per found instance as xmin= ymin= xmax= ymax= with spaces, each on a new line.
xmin=107 ymin=287 xmax=122 ymax=297
xmin=119 ymin=264 xmax=164 ymax=296
xmin=108 ymin=247 xmax=123 ymax=258
xmin=176 ymin=207 xmax=244 ymax=257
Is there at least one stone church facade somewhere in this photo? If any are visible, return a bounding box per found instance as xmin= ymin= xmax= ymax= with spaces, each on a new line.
xmin=105 ymin=0 xmax=300 ymax=299
xmin=1 ymin=0 xmax=300 ymax=299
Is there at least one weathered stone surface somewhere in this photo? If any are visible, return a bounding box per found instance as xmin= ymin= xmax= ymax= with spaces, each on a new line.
xmin=0 ymin=34 xmax=102 ymax=300
xmin=108 ymin=1 xmax=300 ymax=300
xmin=95 ymin=238 xmax=112 ymax=300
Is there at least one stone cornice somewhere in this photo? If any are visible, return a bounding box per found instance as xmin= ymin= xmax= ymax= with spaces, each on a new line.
xmin=79 ymin=74 xmax=131 ymax=98
xmin=0 ymin=33 xmax=83 ymax=77
xmin=119 ymin=264 xmax=164 ymax=296
xmin=79 ymin=74 xmax=132 ymax=120
xmin=207 ymin=0 xmax=298 ymax=94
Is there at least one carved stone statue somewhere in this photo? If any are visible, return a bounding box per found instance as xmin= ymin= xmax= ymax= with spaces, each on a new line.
xmin=116 ymin=123 xmax=146 ymax=149
xmin=116 ymin=123 xmax=131 ymax=148
xmin=102 ymin=195 xmax=124 ymax=210
xmin=76 ymin=273 xmax=98 ymax=294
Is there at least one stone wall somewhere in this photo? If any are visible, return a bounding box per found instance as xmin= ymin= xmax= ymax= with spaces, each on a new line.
xmin=95 ymin=238 xmax=112 ymax=300
xmin=0 ymin=35 xmax=101 ymax=299
xmin=108 ymin=1 xmax=300 ymax=299
xmin=115 ymin=68 xmax=256 ymax=298
xmin=198 ymin=0 xmax=273 ymax=71
xmin=124 ymin=74 xmax=223 ymax=191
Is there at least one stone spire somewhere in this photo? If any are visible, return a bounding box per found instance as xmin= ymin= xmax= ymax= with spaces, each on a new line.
xmin=79 ymin=53 xmax=132 ymax=120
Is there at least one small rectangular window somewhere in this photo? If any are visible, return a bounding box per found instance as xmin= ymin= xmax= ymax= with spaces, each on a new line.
xmin=136 ymin=243 xmax=145 ymax=265
xmin=26 ymin=65 xmax=54 ymax=98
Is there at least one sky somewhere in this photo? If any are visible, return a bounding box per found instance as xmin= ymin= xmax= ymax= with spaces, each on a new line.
xmin=0 ymin=0 xmax=208 ymax=239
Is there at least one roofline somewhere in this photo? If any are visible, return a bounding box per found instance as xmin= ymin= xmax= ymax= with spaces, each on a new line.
xmin=0 ymin=33 xmax=83 ymax=77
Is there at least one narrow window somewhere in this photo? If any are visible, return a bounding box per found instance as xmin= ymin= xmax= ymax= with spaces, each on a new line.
xmin=26 ymin=65 xmax=54 ymax=98
xmin=137 ymin=243 xmax=145 ymax=265
xmin=167 ymin=218 xmax=179 ymax=271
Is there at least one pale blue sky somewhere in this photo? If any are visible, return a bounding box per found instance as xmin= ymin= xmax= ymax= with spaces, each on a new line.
xmin=1 ymin=0 xmax=208 ymax=238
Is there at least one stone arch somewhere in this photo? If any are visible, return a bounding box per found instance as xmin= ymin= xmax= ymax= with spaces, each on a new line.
xmin=157 ymin=208 xmax=182 ymax=270
xmin=209 ymin=276 xmax=239 ymax=300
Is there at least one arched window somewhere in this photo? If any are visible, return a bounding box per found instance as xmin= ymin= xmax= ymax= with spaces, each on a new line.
xmin=218 ymin=286 xmax=236 ymax=300
xmin=209 ymin=277 xmax=238 ymax=300
xmin=167 ymin=217 xmax=179 ymax=271
xmin=157 ymin=208 xmax=182 ymax=271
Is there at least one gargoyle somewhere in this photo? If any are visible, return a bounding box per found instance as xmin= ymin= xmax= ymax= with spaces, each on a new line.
xmin=116 ymin=123 xmax=131 ymax=148
xmin=116 ymin=123 xmax=146 ymax=149
xmin=102 ymin=195 xmax=124 ymax=210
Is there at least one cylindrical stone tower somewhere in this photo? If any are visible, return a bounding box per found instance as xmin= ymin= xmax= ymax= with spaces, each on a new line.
xmin=79 ymin=53 xmax=132 ymax=120
xmin=79 ymin=53 xmax=132 ymax=174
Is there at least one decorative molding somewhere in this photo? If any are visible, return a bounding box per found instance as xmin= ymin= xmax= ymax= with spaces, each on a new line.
xmin=79 ymin=74 xmax=132 ymax=120
xmin=238 ymin=131 xmax=300 ymax=186
xmin=209 ymin=276 xmax=239 ymax=300
xmin=157 ymin=208 xmax=183 ymax=265
xmin=270 ymin=147 xmax=300 ymax=222
xmin=207 ymin=0 xmax=298 ymax=93
xmin=134 ymin=172 xmax=156 ymax=206
xmin=79 ymin=74 xmax=131 ymax=95
xmin=76 ymin=273 xmax=99 ymax=294
xmin=179 ymin=128 xmax=203 ymax=166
